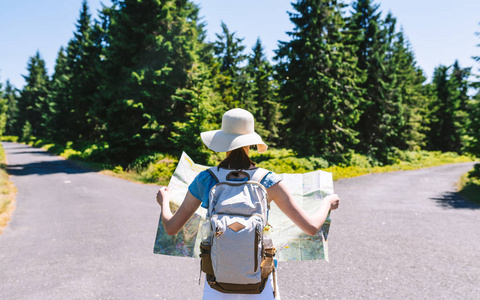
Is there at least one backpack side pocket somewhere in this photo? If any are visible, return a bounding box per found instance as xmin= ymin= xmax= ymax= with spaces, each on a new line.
xmin=200 ymin=242 xmax=214 ymax=275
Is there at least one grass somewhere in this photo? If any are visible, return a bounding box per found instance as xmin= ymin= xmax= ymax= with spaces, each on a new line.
xmin=0 ymin=142 xmax=17 ymax=234
xmin=325 ymin=152 xmax=476 ymax=181
xmin=255 ymin=149 xmax=476 ymax=181
xmin=458 ymin=164 xmax=480 ymax=204
xmin=2 ymin=134 xmax=478 ymax=193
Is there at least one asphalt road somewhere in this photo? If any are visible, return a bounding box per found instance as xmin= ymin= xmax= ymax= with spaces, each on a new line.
xmin=0 ymin=142 xmax=479 ymax=300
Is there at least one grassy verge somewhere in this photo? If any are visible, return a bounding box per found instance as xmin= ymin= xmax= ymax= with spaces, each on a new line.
xmin=0 ymin=142 xmax=17 ymax=234
xmin=458 ymin=164 xmax=480 ymax=204
xmin=325 ymin=153 xmax=476 ymax=181
xmin=2 ymin=136 xmax=477 ymax=185
xmin=254 ymin=149 xmax=476 ymax=181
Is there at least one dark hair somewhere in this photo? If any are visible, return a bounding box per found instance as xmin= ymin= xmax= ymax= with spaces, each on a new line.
xmin=218 ymin=147 xmax=256 ymax=170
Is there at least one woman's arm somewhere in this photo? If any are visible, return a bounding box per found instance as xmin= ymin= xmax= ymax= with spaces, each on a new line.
xmin=267 ymin=181 xmax=340 ymax=236
xmin=156 ymin=187 xmax=201 ymax=236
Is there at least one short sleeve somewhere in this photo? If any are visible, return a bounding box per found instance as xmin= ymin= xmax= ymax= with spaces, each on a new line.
xmin=260 ymin=171 xmax=282 ymax=189
xmin=188 ymin=170 xmax=217 ymax=209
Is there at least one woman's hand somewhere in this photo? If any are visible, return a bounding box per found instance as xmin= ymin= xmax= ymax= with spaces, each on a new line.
xmin=325 ymin=194 xmax=340 ymax=210
xmin=156 ymin=186 xmax=170 ymax=208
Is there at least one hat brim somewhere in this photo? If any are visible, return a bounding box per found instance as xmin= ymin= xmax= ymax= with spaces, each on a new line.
xmin=201 ymin=130 xmax=268 ymax=153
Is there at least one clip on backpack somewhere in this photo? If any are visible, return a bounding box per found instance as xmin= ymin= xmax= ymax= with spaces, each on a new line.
xmin=199 ymin=167 xmax=277 ymax=297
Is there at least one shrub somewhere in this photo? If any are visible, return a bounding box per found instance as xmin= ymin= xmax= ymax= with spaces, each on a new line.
xmin=127 ymin=153 xmax=178 ymax=184
xmin=21 ymin=122 xmax=33 ymax=142
xmin=468 ymin=163 xmax=480 ymax=179
xmin=0 ymin=136 xmax=18 ymax=142
xmin=258 ymin=156 xmax=329 ymax=173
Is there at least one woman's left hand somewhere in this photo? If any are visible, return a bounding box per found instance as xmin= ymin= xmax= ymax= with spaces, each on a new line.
xmin=156 ymin=186 xmax=170 ymax=208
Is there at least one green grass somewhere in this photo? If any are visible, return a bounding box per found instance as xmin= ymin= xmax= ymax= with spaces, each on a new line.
xmin=255 ymin=149 xmax=476 ymax=181
xmin=2 ymin=135 xmax=477 ymax=186
xmin=325 ymin=152 xmax=475 ymax=181
xmin=458 ymin=164 xmax=480 ymax=204
xmin=0 ymin=142 xmax=16 ymax=234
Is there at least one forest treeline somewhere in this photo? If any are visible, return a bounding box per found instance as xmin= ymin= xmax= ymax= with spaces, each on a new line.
xmin=1 ymin=0 xmax=479 ymax=167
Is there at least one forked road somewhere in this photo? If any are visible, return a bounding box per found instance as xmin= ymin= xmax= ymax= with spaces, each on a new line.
xmin=0 ymin=142 xmax=479 ymax=299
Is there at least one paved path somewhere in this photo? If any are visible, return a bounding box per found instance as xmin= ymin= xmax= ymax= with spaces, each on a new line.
xmin=0 ymin=142 xmax=479 ymax=299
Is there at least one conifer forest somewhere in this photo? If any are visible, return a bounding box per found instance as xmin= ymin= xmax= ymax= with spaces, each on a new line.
xmin=1 ymin=0 xmax=480 ymax=168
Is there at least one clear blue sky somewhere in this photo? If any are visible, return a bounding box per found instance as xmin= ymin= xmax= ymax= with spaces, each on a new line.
xmin=1 ymin=0 xmax=480 ymax=89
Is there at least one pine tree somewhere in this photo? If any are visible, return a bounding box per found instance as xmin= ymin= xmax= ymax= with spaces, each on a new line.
xmin=465 ymin=93 xmax=480 ymax=155
xmin=0 ymin=80 xmax=6 ymax=135
xmin=450 ymin=61 xmax=471 ymax=152
xmin=426 ymin=62 xmax=470 ymax=153
xmin=3 ymin=80 xmax=19 ymax=136
xmin=65 ymin=0 xmax=104 ymax=142
xmin=213 ymin=22 xmax=252 ymax=110
xmin=170 ymin=15 xmax=225 ymax=164
xmin=384 ymin=22 xmax=429 ymax=151
xmin=275 ymin=0 xmax=362 ymax=159
xmin=466 ymin=24 xmax=480 ymax=155
xmin=349 ymin=0 xmax=393 ymax=161
xmin=49 ymin=47 xmax=72 ymax=142
xmin=170 ymin=62 xmax=224 ymax=164
xmin=100 ymin=0 xmax=205 ymax=163
xmin=18 ymin=51 xmax=52 ymax=139
xmin=247 ymin=38 xmax=281 ymax=145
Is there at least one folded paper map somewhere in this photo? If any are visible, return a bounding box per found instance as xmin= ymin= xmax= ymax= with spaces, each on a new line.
xmin=153 ymin=152 xmax=334 ymax=261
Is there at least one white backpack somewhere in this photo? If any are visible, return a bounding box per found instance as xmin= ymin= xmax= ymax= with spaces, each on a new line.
xmin=200 ymin=167 xmax=276 ymax=295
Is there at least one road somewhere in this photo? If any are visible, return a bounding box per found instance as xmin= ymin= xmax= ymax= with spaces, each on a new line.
xmin=0 ymin=142 xmax=479 ymax=299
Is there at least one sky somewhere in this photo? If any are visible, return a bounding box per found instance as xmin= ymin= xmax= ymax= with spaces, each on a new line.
xmin=1 ymin=0 xmax=480 ymax=89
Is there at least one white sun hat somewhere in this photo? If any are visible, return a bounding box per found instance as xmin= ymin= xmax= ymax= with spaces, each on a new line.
xmin=200 ymin=108 xmax=268 ymax=153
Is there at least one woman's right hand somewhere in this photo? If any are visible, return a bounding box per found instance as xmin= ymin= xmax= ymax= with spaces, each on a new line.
xmin=325 ymin=194 xmax=340 ymax=210
xmin=156 ymin=186 xmax=170 ymax=208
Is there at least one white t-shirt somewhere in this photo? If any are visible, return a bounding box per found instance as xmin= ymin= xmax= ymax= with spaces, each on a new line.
xmin=202 ymin=274 xmax=280 ymax=300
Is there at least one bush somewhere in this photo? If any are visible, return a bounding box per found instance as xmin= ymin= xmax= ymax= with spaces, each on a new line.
xmin=468 ymin=163 xmax=480 ymax=179
xmin=0 ymin=136 xmax=18 ymax=142
xmin=21 ymin=122 xmax=33 ymax=142
xmin=344 ymin=151 xmax=375 ymax=168
xmin=258 ymin=155 xmax=329 ymax=173
xmin=127 ymin=153 xmax=178 ymax=184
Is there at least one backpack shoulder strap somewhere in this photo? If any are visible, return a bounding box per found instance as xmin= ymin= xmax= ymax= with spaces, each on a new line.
xmin=206 ymin=167 xmax=233 ymax=183
xmin=250 ymin=168 xmax=270 ymax=184
xmin=207 ymin=167 xmax=270 ymax=184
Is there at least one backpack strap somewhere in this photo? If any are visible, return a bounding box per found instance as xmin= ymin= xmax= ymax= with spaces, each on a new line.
xmin=206 ymin=167 xmax=220 ymax=183
xmin=206 ymin=167 xmax=234 ymax=183
xmin=250 ymin=168 xmax=269 ymax=184
xmin=207 ymin=167 xmax=270 ymax=185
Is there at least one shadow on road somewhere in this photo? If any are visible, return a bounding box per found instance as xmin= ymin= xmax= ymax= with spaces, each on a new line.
xmin=431 ymin=191 xmax=480 ymax=210
xmin=7 ymin=150 xmax=53 ymax=156
xmin=7 ymin=160 xmax=94 ymax=176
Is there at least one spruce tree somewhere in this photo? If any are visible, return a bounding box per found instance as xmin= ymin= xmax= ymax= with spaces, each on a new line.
xmin=384 ymin=23 xmax=429 ymax=151
xmin=65 ymin=0 xmax=104 ymax=142
xmin=3 ymin=80 xmax=19 ymax=136
xmin=449 ymin=61 xmax=471 ymax=152
xmin=426 ymin=62 xmax=470 ymax=153
xmin=0 ymin=80 xmax=6 ymax=135
xmin=275 ymin=0 xmax=362 ymax=159
xmin=213 ymin=22 xmax=253 ymax=110
xmin=170 ymin=62 xmax=224 ymax=164
xmin=465 ymin=93 xmax=480 ymax=155
xmin=49 ymin=47 xmax=72 ymax=142
xmin=18 ymin=51 xmax=52 ymax=138
xmin=466 ymin=25 xmax=480 ymax=155
xmin=349 ymin=0 xmax=393 ymax=161
xmin=100 ymin=0 xmax=205 ymax=162
xmin=247 ymin=38 xmax=281 ymax=145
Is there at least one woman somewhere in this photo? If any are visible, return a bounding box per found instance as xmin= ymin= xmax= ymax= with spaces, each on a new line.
xmin=157 ymin=108 xmax=340 ymax=299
